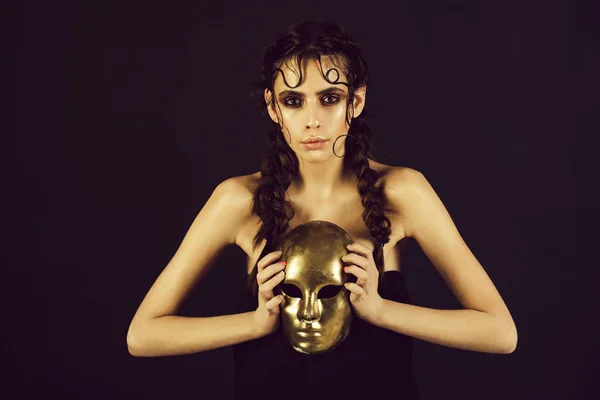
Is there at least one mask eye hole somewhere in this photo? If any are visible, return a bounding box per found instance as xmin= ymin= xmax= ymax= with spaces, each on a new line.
xmin=318 ymin=285 xmax=342 ymax=299
xmin=281 ymin=283 xmax=302 ymax=298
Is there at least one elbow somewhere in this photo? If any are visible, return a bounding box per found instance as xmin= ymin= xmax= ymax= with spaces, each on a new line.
xmin=127 ymin=340 xmax=142 ymax=357
xmin=501 ymin=325 xmax=518 ymax=354
xmin=126 ymin=323 xmax=147 ymax=357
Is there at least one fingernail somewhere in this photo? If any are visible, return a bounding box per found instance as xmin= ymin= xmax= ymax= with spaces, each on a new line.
xmin=280 ymin=261 xmax=286 ymax=266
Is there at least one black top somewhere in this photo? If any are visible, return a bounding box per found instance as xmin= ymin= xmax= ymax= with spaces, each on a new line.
xmin=232 ymin=246 xmax=420 ymax=400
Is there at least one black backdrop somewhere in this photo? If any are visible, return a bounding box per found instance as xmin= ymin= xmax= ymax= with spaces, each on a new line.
xmin=5 ymin=1 xmax=595 ymax=399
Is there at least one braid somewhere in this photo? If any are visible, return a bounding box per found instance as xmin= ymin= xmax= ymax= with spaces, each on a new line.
xmin=245 ymin=127 xmax=297 ymax=298
xmin=343 ymin=117 xmax=392 ymax=287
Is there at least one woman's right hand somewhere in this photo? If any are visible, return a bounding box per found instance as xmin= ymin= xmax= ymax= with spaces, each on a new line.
xmin=253 ymin=250 xmax=286 ymax=336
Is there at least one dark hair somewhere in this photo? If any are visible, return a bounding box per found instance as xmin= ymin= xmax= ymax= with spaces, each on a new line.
xmin=245 ymin=20 xmax=393 ymax=297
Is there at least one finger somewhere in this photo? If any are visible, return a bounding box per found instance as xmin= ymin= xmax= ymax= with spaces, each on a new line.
xmin=346 ymin=243 xmax=375 ymax=262
xmin=259 ymin=270 xmax=285 ymax=296
xmin=257 ymin=250 xmax=283 ymax=272
xmin=257 ymin=261 xmax=286 ymax=285
xmin=342 ymin=253 xmax=368 ymax=270
xmin=265 ymin=294 xmax=284 ymax=311
xmin=344 ymin=282 xmax=365 ymax=296
xmin=344 ymin=265 xmax=368 ymax=280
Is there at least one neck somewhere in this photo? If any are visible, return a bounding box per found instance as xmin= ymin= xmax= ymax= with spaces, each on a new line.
xmin=291 ymin=156 xmax=355 ymax=201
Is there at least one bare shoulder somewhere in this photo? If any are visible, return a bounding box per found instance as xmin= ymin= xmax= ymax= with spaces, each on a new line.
xmin=222 ymin=171 xmax=262 ymax=244
xmin=379 ymin=164 xmax=443 ymax=239
xmin=368 ymin=159 xmax=422 ymax=193
xmin=216 ymin=172 xmax=258 ymax=217
xmin=368 ymin=160 xmax=427 ymax=233
xmin=384 ymin=164 xmax=424 ymax=186
xmin=217 ymin=173 xmax=255 ymax=198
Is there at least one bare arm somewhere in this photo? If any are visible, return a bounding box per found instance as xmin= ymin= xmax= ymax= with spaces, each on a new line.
xmin=380 ymin=167 xmax=517 ymax=354
xmin=128 ymin=313 xmax=264 ymax=357
xmin=375 ymin=301 xmax=515 ymax=354
xmin=126 ymin=176 xmax=263 ymax=357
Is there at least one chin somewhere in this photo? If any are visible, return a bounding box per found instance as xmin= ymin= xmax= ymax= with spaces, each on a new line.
xmin=297 ymin=151 xmax=335 ymax=162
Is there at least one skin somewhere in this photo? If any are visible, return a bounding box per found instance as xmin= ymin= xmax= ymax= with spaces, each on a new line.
xmin=126 ymin=53 xmax=517 ymax=358
xmin=258 ymin=56 xmax=387 ymax=335
xmin=263 ymin=55 xmax=367 ymax=202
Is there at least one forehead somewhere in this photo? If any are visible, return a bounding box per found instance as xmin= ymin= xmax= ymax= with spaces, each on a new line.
xmin=273 ymin=55 xmax=349 ymax=90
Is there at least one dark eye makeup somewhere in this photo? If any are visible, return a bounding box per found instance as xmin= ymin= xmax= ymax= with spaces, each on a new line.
xmin=282 ymin=95 xmax=341 ymax=108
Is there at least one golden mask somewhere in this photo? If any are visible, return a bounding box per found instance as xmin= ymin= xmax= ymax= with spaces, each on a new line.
xmin=276 ymin=220 xmax=356 ymax=355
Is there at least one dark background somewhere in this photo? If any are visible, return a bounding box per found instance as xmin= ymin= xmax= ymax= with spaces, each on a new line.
xmin=5 ymin=0 xmax=596 ymax=399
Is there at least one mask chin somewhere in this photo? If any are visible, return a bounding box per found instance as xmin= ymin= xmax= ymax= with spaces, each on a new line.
xmin=276 ymin=220 xmax=355 ymax=354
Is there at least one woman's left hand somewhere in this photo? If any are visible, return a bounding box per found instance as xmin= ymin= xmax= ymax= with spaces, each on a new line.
xmin=342 ymin=242 xmax=385 ymax=326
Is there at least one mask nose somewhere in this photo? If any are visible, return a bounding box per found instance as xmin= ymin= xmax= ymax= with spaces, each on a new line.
xmin=298 ymin=291 xmax=321 ymax=323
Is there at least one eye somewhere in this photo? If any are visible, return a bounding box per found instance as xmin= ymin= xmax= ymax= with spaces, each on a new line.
xmin=318 ymin=285 xmax=342 ymax=299
xmin=283 ymin=97 xmax=301 ymax=108
xmin=282 ymin=95 xmax=341 ymax=108
xmin=322 ymin=95 xmax=340 ymax=105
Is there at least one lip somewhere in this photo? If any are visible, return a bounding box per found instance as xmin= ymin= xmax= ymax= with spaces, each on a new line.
xmin=301 ymin=136 xmax=328 ymax=144
xmin=302 ymin=140 xmax=328 ymax=150
xmin=302 ymin=139 xmax=327 ymax=144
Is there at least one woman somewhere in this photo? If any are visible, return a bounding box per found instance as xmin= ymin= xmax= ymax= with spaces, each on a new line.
xmin=127 ymin=20 xmax=517 ymax=399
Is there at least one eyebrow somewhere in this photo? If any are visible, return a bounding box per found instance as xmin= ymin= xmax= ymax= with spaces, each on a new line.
xmin=277 ymin=87 xmax=346 ymax=97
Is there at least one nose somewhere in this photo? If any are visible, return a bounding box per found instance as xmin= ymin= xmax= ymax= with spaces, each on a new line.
xmin=306 ymin=119 xmax=320 ymax=129
xmin=305 ymin=103 xmax=321 ymax=129
xmin=298 ymin=291 xmax=321 ymax=323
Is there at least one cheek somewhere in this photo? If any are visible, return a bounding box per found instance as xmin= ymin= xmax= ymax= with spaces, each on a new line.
xmin=279 ymin=106 xmax=349 ymax=127
xmin=276 ymin=110 xmax=301 ymax=135
xmin=333 ymin=106 xmax=348 ymax=122
xmin=330 ymin=108 xmax=352 ymax=132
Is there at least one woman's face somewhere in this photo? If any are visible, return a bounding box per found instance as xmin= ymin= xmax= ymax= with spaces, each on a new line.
xmin=264 ymin=56 xmax=366 ymax=160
